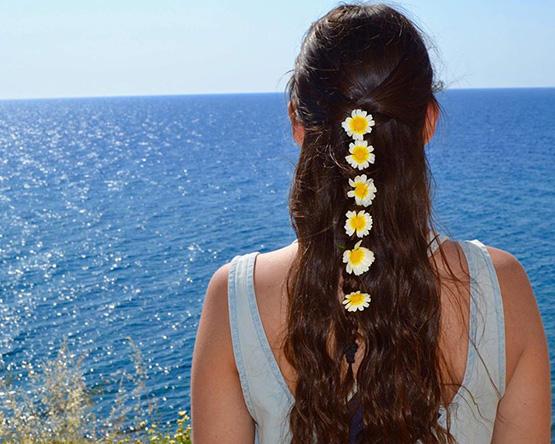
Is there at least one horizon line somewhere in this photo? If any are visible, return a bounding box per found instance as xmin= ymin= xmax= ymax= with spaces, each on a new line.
xmin=1 ymin=85 xmax=554 ymax=102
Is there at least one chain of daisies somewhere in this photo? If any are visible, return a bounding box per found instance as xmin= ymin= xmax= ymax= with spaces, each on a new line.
xmin=340 ymin=109 xmax=377 ymax=313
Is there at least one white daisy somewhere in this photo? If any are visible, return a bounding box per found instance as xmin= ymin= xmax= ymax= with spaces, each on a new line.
xmin=345 ymin=140 xmax=376 ymax=170
xmin=344 ymin=209 xmax=372 ymax=238
xmin=342 ymin=290 xmax=371 ymax=312
xmin=342 ymin=239 xmax=375 ymax=276
xmin=341 ymin=109 xmax=375 ymax=140
xmin=347 ymin=174 xmax=377 ymax=207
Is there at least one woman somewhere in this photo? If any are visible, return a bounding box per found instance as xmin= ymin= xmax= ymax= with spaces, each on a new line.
xmin=190 ymin=3 xmax=551 ymax=443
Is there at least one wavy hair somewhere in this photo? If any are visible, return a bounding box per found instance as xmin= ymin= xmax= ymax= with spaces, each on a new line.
xmin=283 ymin=3 xmax=467 ymax=443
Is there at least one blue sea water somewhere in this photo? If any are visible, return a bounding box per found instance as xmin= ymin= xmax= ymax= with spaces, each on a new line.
xmin=0 ymin=89 xmax=553 ymax=430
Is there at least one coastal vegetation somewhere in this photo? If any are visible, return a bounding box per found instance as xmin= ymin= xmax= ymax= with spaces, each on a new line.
xmin=0 ymin=338 xmax=191 ymax=443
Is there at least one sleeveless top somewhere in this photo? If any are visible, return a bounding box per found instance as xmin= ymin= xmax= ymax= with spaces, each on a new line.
xmin=227 ymin=232 xmax=506 ymax=443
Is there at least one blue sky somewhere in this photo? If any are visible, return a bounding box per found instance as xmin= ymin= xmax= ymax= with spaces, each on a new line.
xmin=0 ymin=0 xmax=553 ymax=99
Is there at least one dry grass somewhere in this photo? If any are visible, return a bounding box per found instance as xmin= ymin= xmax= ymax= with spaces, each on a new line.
xmin=0 ymin=338 xmax=191 ymax=443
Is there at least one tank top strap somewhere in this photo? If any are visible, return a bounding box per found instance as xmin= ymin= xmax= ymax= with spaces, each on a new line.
xmin=443 ymin=238 xmax=506 ymax=441
xmin=227 ymin=251 xmax=294 ymax=441
xmin=464 ymin=239 xmax=506 ymax=396
xmin=227 ymin=252 xmax=260 ymax=420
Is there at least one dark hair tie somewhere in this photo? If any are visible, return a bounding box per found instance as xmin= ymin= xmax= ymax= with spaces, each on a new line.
xmin=344 ymin=339 xmax=358 ymax=364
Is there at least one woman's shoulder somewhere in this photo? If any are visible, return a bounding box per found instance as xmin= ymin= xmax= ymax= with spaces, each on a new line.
xmin=434 ymin=237 xmax=544 ymax=395
xmin=481 ymin=243 xmax=536 ymax=330
xmin=478 ymin=243 xmax=547 ymax=393
xmin=252 ymin=239 xmax=298 ymax=281
xmin=209 ymin=240 xmax=297 ymax=288
xmin=479 ymin=242 xmax=551 ymax=439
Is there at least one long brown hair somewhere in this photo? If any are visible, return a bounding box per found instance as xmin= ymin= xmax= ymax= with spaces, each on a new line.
xmin=283 ymin=3 xmax=465 ymax=443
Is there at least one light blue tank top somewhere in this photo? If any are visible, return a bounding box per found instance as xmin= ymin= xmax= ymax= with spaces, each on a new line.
xmin=227 ymin=232 xmax=506 ymax=443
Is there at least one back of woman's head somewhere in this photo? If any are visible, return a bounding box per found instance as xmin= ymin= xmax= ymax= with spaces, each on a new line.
xmin=284 ymin=3 xmax=454 ymax=443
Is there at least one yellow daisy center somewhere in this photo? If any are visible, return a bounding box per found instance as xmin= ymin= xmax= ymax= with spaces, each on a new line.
xmin=352 ymin=145 xmax=369 ymax=163
xmin=350 ymin=214 xmax=366 ymax=230
xmin=354 ymin=182 xmax=369 ymax=199
xmin=348 ymin=291 xmax=365 ymax=305
xmin=350 ymin=115 xmax=368 ymax=134
xmin=349 ymin=247 xmax=364 ymax=265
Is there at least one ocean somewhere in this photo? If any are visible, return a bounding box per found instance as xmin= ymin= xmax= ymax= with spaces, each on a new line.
xmin=0 ymin=88 xmax=553 ymax=431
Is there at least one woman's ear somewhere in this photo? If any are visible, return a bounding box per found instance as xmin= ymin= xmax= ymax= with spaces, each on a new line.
xmin=288 ymin=100 xmax=305 ymax=147
xmin=423 ymin=100 xmax=439 ymax=144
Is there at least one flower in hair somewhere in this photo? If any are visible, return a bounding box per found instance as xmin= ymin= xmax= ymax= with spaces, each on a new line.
xmin=341 ymin=109 xmax=375 ymax=140
xmin=347 ymin=174 xmax=377 ymax=207
xmin=342 ymin=239 xmax=375 ymax=276
xmin=344 ymin=209 xmax=373 ymax=238
xmin=342 ymin=290 xmax=371 ymax=312
xmin=345 ymin=140 xmax=375 ymax=170
xmin=340 ymin=107 xmax=377 ymax=313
